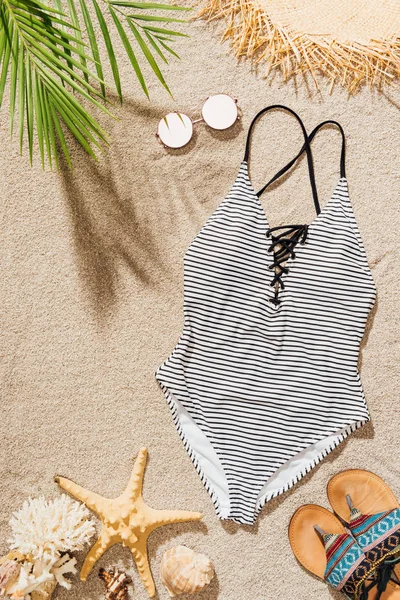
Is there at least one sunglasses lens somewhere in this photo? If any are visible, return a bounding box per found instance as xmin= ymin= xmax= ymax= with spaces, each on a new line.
xmin=201 ymin=94 xmax=238 ymax=130
xmin=157 ymin=112 xmax=193 ymax=148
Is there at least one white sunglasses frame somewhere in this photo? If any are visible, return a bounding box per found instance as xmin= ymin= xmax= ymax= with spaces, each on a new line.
xmin=155 ymin=94 xmax=240 ymax=149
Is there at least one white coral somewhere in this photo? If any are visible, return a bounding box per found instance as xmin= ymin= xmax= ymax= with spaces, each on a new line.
xmin=7 ymin=554 xmax=77 ymax=600
xmin=50 ymin=555 xmax=77 ymax=589
xmin=9 ymin=495 xmax=95 ymax=560
xmin=7 ymin=560 xmax=53 ymax=599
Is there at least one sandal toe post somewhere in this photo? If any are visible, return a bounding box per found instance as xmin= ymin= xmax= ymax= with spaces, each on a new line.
xmin=327 ymin=470 xmax=398 ymax=518
xmin=289 ymin=504 xmax=344 ymax=579
xmin=289 ymin=505 xmax=372 ymax=598
xmin=327 ymin=469 xmax=400 ymax=588
xmin=289 ymin=501 xmax=400 ymax=599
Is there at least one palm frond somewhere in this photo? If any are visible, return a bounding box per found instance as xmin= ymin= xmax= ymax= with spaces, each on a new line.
xmin=143 ymin=29 xmax=168 ymax=63
xmin=127 ymin=14 xmax=186 ymax=22
xmin=77 ymin=0 xmax=105 ymax=95
xmin=156 ymin=37 xmax=180 ymax=59
xmin=90 ymin=0 xmax=122 ymax=101
xmin=0 ymin=0 xmax=109 ymax=166
xmin=109 ymin=4 xmax=149 ymax=97
xmin=127 ymin=19 xmax=170 ymax=94
xmin=104 ymin=0 xmax=189 ymax=96
xmin=65 ymin=0 xmax=87 ymax=81
xmin=0 ymin=14 xmax=12 ymax=104
xmin=0 ymin=0 xmax=190 ymax=168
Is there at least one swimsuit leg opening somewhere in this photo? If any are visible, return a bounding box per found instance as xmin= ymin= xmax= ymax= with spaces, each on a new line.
xmin=158 ymin=383 xmax=231 ymax=519
xmin=254 ymin=418 xmax=369 ymax=515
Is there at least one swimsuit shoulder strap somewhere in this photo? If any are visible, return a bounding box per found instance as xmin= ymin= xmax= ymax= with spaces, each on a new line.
xmin=243 ymin=105 xmax=320 ymax=215
xmin=258 ymin=120 xmax=346 ymax=199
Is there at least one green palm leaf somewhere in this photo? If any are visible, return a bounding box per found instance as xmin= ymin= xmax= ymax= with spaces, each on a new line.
xmin=128 ymin=19 xmax=170 ymax=94
xmin=0 ymin=17 xmax=12 ymax=104
xmin=157 ymin=37 xmax=180 ymax=59
xmin=65 ymin=0 xmax=87 ymax=81
xmin=140 ymin=25 xmax=187 ymax=36
xmin=0 ymin=0 xmax=189 ymax=168
xmin=77 ymin=0 xmax=105 ymax=96
xmin=109 ymin=4 xmax=148 ymax=97
xmin=17 ymin=38 xmax=24 ymax=151
xmin=127 ymin=14 xmax=186 ymax=22
xmin=1 ymin=0 xmax=109 ymax=166
xmin=105 ymin=0 xmax=189 ymax=98
xmin=90 ymin=0 xmax=122 ymax=101
xmin=143 ymin=29 xmax=168 ymax=63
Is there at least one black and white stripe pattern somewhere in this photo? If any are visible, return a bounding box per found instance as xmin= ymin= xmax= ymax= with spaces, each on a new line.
xmin=156 ymin=162 xmax=376 ymax=525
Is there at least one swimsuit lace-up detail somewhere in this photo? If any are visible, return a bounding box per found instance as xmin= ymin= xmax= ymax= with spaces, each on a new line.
xmin=266 ymin=224 xmax=309 ymax=305
xmin=156 ymin=106 xmax=376 ymax=525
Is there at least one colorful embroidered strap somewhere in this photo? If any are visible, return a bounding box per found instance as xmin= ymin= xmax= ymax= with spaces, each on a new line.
xmin=316 ymin=526 xmax=372 ymax=599
xmin=315 ymin=499 xmax=400 ymax=599
xmin=346 ymin=495 xmax=400 ymax=557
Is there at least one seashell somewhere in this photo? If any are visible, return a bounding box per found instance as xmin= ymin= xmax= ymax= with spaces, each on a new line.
xmin=99 ymin=567 xmax=131 ymax=600
xmin=31 ymin=580 xmax=57 ymax=600
xmin=160 ymin=546 xmax=214 ymax=597
xmin=0 ymin=559 xmax=21 ymax=596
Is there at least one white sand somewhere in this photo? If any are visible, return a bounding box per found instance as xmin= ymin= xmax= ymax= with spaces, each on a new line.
xmin=1 ymin=13 xmax=400 ymax=600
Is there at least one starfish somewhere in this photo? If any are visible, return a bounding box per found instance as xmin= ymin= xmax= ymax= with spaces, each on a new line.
xmin=54 ymin=448 xmax=202 ymax=597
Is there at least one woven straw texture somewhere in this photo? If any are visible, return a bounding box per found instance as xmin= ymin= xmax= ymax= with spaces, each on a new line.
xmin=198 ymin=0 xmax=400 ymax=92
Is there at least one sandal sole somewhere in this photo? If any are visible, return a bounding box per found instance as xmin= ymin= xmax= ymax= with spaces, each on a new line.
xmin=289 ymin=504 xmax=346 ymax=579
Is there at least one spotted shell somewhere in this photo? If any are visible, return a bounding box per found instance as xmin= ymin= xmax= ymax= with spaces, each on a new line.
xmin=160 ymin=546 xmax=214 ymax=597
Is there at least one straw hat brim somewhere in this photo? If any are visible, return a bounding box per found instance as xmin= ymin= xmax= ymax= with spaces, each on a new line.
xmin=198 ymin=0 xmax=400 ymax=92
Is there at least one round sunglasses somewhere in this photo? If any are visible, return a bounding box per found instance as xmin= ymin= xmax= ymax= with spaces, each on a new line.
xmin=156 ymin=94 xmax=239 ymax=149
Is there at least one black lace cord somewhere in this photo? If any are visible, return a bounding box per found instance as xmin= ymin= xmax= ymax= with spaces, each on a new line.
xmin=244 ymin=105 xmax=321 ymax=215
xmin=266 ymin=224 xmax=309 ymax=305
xmin=359 ymin=553 xmax=400 ymax=600
xmin=257 ymin=120 xmax=346 ymax=198
xmin=243 ymin=109 xmax=346 ymax=306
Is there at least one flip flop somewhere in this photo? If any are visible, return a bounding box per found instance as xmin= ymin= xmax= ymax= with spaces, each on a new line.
xmin=327 ymin=470 xmax=400 ymax=584
xmin=289 ymin=504 xmax=400 ymax=599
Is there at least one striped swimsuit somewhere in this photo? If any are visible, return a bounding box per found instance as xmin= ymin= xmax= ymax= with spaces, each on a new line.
xmin=156 ymin=106 xmax=376 ymax=525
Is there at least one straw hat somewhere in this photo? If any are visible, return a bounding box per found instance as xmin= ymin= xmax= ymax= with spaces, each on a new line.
xmin=199 ymin=0 xmax=400 ymax=92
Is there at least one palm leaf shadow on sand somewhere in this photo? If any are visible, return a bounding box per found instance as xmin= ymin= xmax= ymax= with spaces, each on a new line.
xmin=58 ymin=94 xmax=242 ymax=319
xmin=58 ymin=98 xmax=185 ymax=318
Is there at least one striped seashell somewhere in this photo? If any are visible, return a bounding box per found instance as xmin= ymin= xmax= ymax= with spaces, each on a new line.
xmin=160 ymin=546 xmax=214 ymax=597
xmin=0 ymin=559 xmax=21 ymax=596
